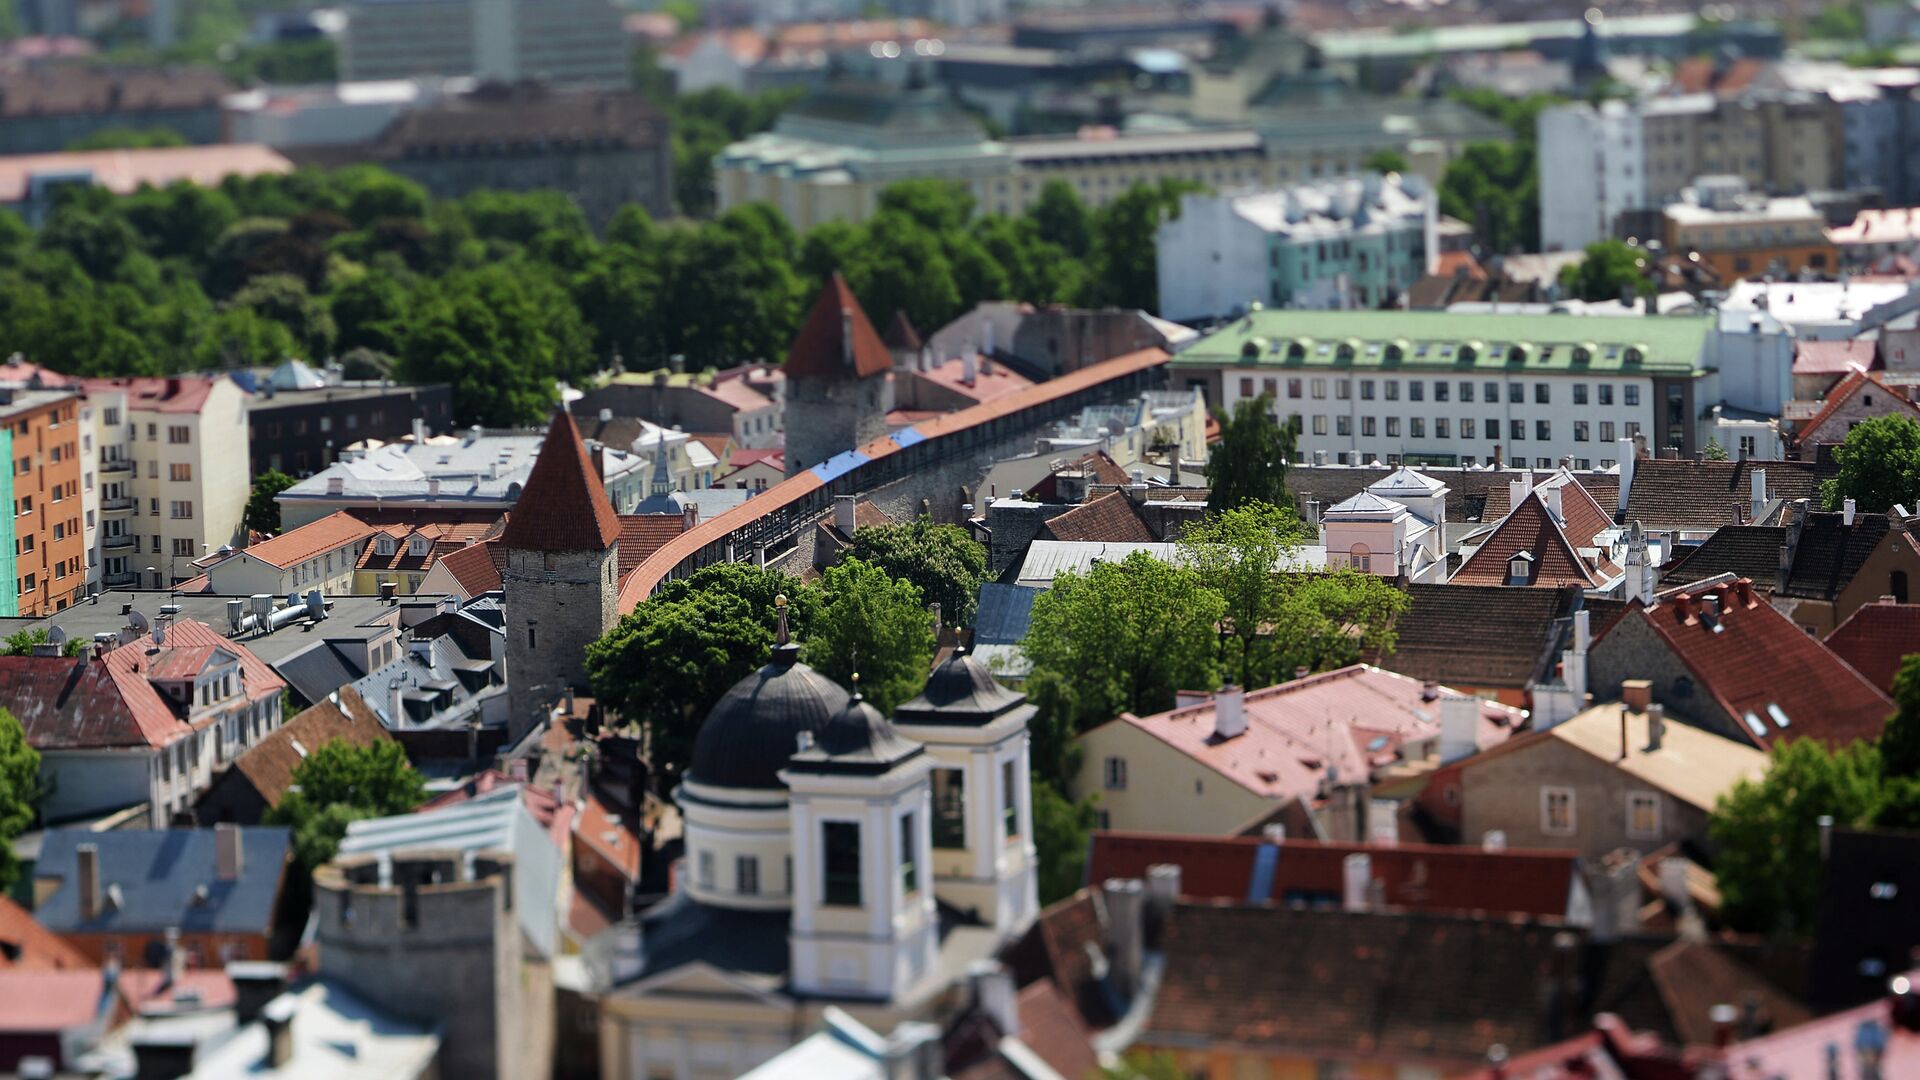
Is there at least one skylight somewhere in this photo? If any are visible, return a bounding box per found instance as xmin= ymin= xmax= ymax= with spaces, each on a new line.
xmin=1767 ymin=703 xmax=1790 ymax=729
xmin=1743 ymin=711 xmax=1767 ymax=738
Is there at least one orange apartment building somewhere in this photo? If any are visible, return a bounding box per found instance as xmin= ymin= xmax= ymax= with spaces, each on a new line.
xmin=1663 ymin=182 xmax=1837 ymax=283
xmin=4 ymin=387 xmax=86 ymax=616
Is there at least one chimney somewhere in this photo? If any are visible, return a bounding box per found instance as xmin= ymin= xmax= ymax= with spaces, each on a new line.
xmin=1621 ymin=678 xmax=1652 ymax=713
xmin=1508 ymin=472 xmax=1530 ymax=511
xmin=1101 ymin=878 xmax=1146 ymax=1003
xmin=1439 ymin=693 xmax=1481 ymax=763
xmin=968 ymin=960 xmax=1019 ymax=1038
xmin=1710 ymin=1003 xmax=1738 ymax=1047
xmin=1619 ymin=705 xmax=1630 ymax=760
xmin=1304 ymin=497 xmax=1321 ymax=526
xmin=1213 ymin=683 xmax=1246 ymax=739
xmin=1617 ymin=439 xmax=1636 ymax=514
xmin=326 ymin=476 xmax=343 ymax=496
xmin=1647 ymin=703 xmax=1665 ymax=752
xmin=1342 ymin=852 xmax=1372 ymax=912
xmin=77 ymin=844 xmax=101 ymax=921
xmin=1818 ymin=814 xmax=1834 ymax=859
xmin=834 ymin=494 xmax=856 ymax=537
xmin=165 ymin=926 xmax=185 ymax=985
xmin=1659 ymin=855 xmax=1691 ymax=911
xmin=262 ymin=995 xmax=296 ymax=1069
xmin=1144 ymin=863 xmax=1181 ymax=945
xmin=1129 ymin=469 xmax=1147 ymax=502
xmin=378 ymin=580 xmax=397 ymax=603
xmin=1565 ymin=608 xmax=1590 ymax=705
xmin=1482 ymin=830 xmax=1507 ymax=851
xmin=216 ymin=823 xmax=244 ymax=882
xmin=412 ymin=416 xmax=426 ymax=444
xmin=1542 ymin=483 xmax=1563 ymax=522
xmin=227 ymin=962 xmax=287 ymax=1025
xmin=1749 ymin=468 xmax=1767 ymax=521
xmin=1844 ymin=497 xmax=1857 ymax=527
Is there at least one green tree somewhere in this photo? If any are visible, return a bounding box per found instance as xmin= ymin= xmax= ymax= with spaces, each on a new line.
xmin=1205 ymin=394 xmax=1298 ymax=514
xmin=1883 ymin=654 xmax=1920 ymax=780
xmin=245 ymin=469 xmax=296 ymax=536
xmin=1822 ymin=414 xmax=1920 ymax=513
xmin=1439 ymin=140 xmax=1539 ymax=253
xmin=1711 ymin=738 xmax=1885 ymax=935
xmin=1030 ymin=179 xmax=1092 ymax=258
xmin=846 ymin=516 xmax=988 ymax=626
xmin=802 ymin=558 xmax=936 ymax=715
xmin=1078 ymin=179 xmax=1202 ymax=311
xmin=1557 ymin=240 xmax=1653 ymax=302
xmin=586 ymin=564 xmax=796 ymax=781
xmin=1021 ymin=552 xmax=1225 ymax=785
xmin=2 ymin=628 xmax=85 ymax=657
xmin=1364 ymin=148 xmax=1411 ymax=174
xmin=230 ymin=273 xmax=336 ymax=360
xmin=1031 ymin=779 xmax=1096 ymax=905
xmin=0 ymin=708 xmax=39 ymax=888
xmin=267 ymin=739 xmax=426 ymax=870
xmin=1704 ymin=437 xmax=1730 ymax=461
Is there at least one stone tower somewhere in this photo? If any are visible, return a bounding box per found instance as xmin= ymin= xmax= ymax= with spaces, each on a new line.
xmin=784 ymin=273 xmax=895 ymax=476
xmin=502 ymin=409 xmax=621 ymax=740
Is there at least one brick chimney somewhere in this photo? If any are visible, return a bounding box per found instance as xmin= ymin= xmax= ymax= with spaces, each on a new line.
xmin=216 ymin=823 xmax=244 ymax=882
xmin=77 ymin=844 xmax=101 ymax=921
xmin=1621 ymin=679 xmax=1652 ymax=713
xmin=1213 ymin=683 xmax=1246 ymax=739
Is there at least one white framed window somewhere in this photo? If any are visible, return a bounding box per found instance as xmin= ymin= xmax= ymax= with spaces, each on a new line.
xmin=1627 ymin=791 xmax=1661 ymax=839
xmin=1541 ymin=786 xmax=1576 ymax=835
xmin=1103 ymin=756 xmax=1128 ymax=791
xmin=697 ymin=849 xmax=714 ymax=889
xmin=736 ymin=855 xmax=759 ymax=896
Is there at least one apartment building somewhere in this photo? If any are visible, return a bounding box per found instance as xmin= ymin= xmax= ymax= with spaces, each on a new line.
xmin=340 ymin=0 xmax=627 ymax=86
xmin=3 ymin=388 xmax=86 ymax=616
xmin=1663 ymin=177 xmax=1837 ymax=281
xmin=84 ymin=377 xmax=251 ymax=590
xmin=1171 ymin=310 xmax=1717 ymax=468
xmin=1538 ymin=99 xmax=1647 ymax=252
xmin=1156 ymin=172 xmax=1437 ymax=321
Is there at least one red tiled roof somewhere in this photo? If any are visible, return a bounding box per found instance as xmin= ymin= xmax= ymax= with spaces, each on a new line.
xmin=914 ymin=356 xmax=1036 ymax=403
xmin=1822 ymin=599 xmax=1920 ymax=694
xmin=1646 ymin=940 xmax=1810 ymax=1048
xmin=1792 ymin=370 xmax=1920 ymax=447
xmin=1040 ymin=489 xmax=1153 ymax=543
xmin=0 ymin=897 xmax=88 ymax=970
xmin=237 ymin=510 xmax=377 ymax=571
xmin=1792 ymin=338 xmax=1877 ymax=376
xmin=434 ymin=539 xmax=505 ymax=596
xmin=501 ymin=410 xmax=621 ymax=552
xmin=1613 ymin=579 xmax=1894 ymax=749
xmin=0 ymin=144 xmax=288 ymax=203
xmin=1433 ymin=249 xmax=1485 ymax=281
xmin=1028 ymin=451 xmax=1132 ymax=502
xmin=145 ymin=645 xmax=224 ymax=682
xmin=1002 ymin=890 xmax=1116 ymax=1030
xmin=729 ymin=448 xmax=784 ymax=469
xmin=616 ymin=515 xmax=688 ymax=576
xmin=1086 ymin=832 xmax=1578 ymax=918
xmin=354 ymin=520 xmax=500 ymax=575
xmin=883 ymin=310 xmax=922 ymax=351
xmin=1722 ymin=990 xmax=1920 ymax=1079
xmin=227 ymin=687 xmax=390 ymax=810
xmin=695 ymin=377 xmax=773 ymax=412
xmin=80 ymin=374 xmax=227 ymax=414
xmin=1011 ymin=980 xmax=1099 ymax=1080
xmin=574 ymin=787 xmax=643 ymax=881
xmin=1108 ymin=665 xmax=1524 ymax=803
xmin=784 ymin=273 xmax=892 ymax=381
xmin=0 ymin=969 xmax=105 ymax=1032
xmin=1452 ymin=489 xmax=1607 ymax=588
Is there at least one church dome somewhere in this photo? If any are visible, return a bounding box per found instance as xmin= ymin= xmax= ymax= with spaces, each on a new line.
xmin=689 ymin=643 xmax=851 ymax=790
xmin=787 ymin=681 xmax=923 ymax=776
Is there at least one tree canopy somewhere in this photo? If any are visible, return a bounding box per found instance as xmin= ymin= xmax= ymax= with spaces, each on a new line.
xmin=846 ymin=516 xmax=989 ymax=626
xmin=267 ymin=739 xmax=425 ymax=871
xmin=244 ymin=469 xmax=295 ymax=536
xmin=1822 ymin=414 xmax=1920 ymax=513
xmin=0 ymin=708 xmax=39 ymax=889
xmin=802 ymin=558 xmax=937 ymax=715
xmin=1557 ymin=240 xmax=1654 ymax=302
xmin=1205 ymin=393 xmax=1298 ymax=514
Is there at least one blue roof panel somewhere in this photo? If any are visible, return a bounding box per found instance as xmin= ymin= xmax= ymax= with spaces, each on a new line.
xmin=809 ymin=449 xmax=870 ymax=484
xmin=890 ymin=428 xmax=928 ymax=449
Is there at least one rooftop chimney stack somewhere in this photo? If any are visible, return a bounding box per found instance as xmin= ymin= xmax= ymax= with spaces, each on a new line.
xmin=1342 ymin=853 xmax=1372 ymax=912
xmin=968 ymin=960 xmax=1019 ymax=1039
xmin=834 ymin=494 xmax=856 ymax=537
xmin=1647 ymin=703 xmax=1666 ymax=751
xmin=1750 ymin=468 xmax=1767 ymax=522
xmin=1101 ymin=878 xmax=1146 ymax=1003
xmin=1844 ymin=497 xmax=1857 ymax=526
xmin=1439 ymin=693 xmax=1481 ymax=763
xmin=1621 ymin=678 xmax=1652 ymax=713
xmin=77 ymin=844 xmax=100 ymax=921
xmin=216 ymin=823 xmax=244 ymax=882
xmin=1213 ymin=683 xmax=1246 ymax=739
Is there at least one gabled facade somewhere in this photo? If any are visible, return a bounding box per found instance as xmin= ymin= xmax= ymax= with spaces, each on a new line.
xmin=1318 ymin=466 xmax=1448 ymax=582
xmin=1451 ymin=470 xmax=1620 ymax=588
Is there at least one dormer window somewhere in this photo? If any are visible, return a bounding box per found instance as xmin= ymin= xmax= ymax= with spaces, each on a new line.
xmin=1507 ymin=551 xmax=1534 ymax=586
xmin=376 ymin=536 xmax=395 ymax=556
xmin=408 ymin=535 xmax=430 ymax=557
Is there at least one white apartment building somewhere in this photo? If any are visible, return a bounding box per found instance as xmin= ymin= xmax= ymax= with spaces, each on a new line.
xmin=83 ymin=376 xmax=252 ymax=590
xmin=1155 ymin=172 xmax=1438 ymax=322
xmin=1538 ymin=99 xmax=1646 ymax=253
xmin=339 ymin=0 xmax=627 ymax=87
xmin=1171 ymin=311 xmax=1719 ymax=468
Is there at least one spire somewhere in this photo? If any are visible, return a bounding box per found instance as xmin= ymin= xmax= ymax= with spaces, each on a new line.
xmin=784 ymin=273 xmax=892 ymax=381
xmin=650 ymin=430 xmax=672 ymax=497
xmin=500 ymin=410 xmax=620 ymax=552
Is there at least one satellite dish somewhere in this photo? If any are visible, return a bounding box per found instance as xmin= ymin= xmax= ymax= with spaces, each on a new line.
xmin=128 ymin=610 xmax=150 ymax=633
xmin=46 ymin=626 xmax=66 ymax=648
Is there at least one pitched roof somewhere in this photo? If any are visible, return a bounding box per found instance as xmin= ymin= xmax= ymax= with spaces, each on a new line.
xmin=1646 ymin=940 xmax=1810 ymax=1048
xmin=434 ymin=539 xmax=506 ymax=596
xmin=1659 ymin=525 xmax=1788 ymax=589
xmin=1027 ymin=451 xmax=1132 ymax=501
xmin=784 ymin=273 xmax=892 ymax=380
xmin=1375 ymin=584 xmax=1581 ymax=690
xmin=1823 ymin=600 xmax=1920 ymax=693
xmin=1452 ymin=488 xmax=1609 ymax=587
xmin=1793 ymin=338 xmax=1877 ymax=376
xmin=1039 ymin=489 xmax=1154 ymax=543
xmin=0 ymin=619 xmax=286 ymax=751
xmin=615 ymin=515 xmax=690 ymax=576
xmin=1086 ymin=832 xmax=1578 ymax=917
xmin=1722 ymin=989 xmax=1920 ymax=1079
xmin=1794 ymin=370 xmax=1920 ymax=447
xmin=0 ymin=969 xmax=107 ymax=1033
xmin=1105 ymin=665 xmax=1524 ymax=802
xmin=1624 ymin=458 xmax=1834 ymax=532
xmin=1143 ymin=904 xmax=1669 ymax=1065
xmin=224 ymin=688 xmax=390 ymax=811
xmin=34 ymin=826 xmax=292 ymax=936
xmin=1512 ymin=703 xmax=1765 ymax=811
xmin=882 ymin=310 xmax=922 ymax=351
xmin=500 ymin=410 xmax=621 ymax=552
xmin=1001 ymin=890 xmax=1117 ymax=1030
xmin=1779 ymin=510 xmax=1898 ymax=600
xmin=0 ymin=897 xmax=89 ymax=970
xmin=1611 ymin=580 xmax=1893 ymax=749
xmin=0 ymin=64 xmax=231 ymax=118
xmin=354 ymin=520 xmax=501 ymax=575
xmin=80 ymin=374 xmax=230 ymax=415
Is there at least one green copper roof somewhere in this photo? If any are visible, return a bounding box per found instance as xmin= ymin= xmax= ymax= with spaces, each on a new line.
xmin=1173 ymin=310 xmax=1713 ymax=376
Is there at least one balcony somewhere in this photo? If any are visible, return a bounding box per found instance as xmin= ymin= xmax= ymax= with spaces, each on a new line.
xmin=104 ymin=571 xmax=137 ymax=587
xmin=103 ymin=533 xmax=135 ymax=550
xmin=99 ymin=459 xmax=132 ymax=474
xmin=101 ymin=497 xmax=134 ymax=514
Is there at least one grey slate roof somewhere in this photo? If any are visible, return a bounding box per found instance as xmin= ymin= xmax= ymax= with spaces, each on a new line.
xmin=972 ymin=583 xmax=1041 ymax=645
xmin=34 ymin=826 xmax=291 ymax=937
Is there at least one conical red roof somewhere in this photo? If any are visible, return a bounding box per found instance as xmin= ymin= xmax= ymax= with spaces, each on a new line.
xmin=882 ymin=310 xmax=922 ymax=352
xmin=785 ymin=273 xmax=892 ymax=380
xmin=501 ymin=410 xmax=621 ymax=552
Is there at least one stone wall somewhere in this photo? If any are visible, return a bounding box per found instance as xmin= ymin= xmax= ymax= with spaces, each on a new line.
xmin=1586 ymin=613 xmax=1740 ymax=743
xmin=1459 ymin=733 xmax=1713 ymax=861
xmin=504 ymin=545 xmax=618 ymax=738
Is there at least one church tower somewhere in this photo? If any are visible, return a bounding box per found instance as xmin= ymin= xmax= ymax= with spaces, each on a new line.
xmin=783 ymin=274 xmax=895 ymax=476
xmin=891 ymin=648 xmax=1039 ymax=935
xmin=502 ymin=410 xmax=622 ymax=740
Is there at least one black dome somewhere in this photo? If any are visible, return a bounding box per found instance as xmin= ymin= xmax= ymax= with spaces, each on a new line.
xmin=895 ymin=647 xmax=1030 ymax=726
xmin=789 ymin=691 xmax=923 ymax=776
xmin=688 ymin=645 xmax=852 ymax=790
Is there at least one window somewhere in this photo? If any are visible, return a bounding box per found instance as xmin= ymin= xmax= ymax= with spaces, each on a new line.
xmin=1386 ymin=417 xmax=1400 ymax=437
xmin=1312 ymin=415 xmax=1327 ymax=436
xmin=1460 ymin=381 xmax=1475 ymax=403
xmin=1286 ymin=378 xmax=1302 ymax=399
xmin=169 ymin=464 xmax=191 ymax=482
xmin=167 ymin=426 xmax=189 ymax=444
xmin=1739 ymin=435 xmax=1756 ymax=457
xmin=172 ymin=539 xmax=194 ymax=557
xmin=1335 ymin=380 xmax=1350 ymax=401
xmin=1409 ymin=380 xmax=1424 ymax=402
xmin=170 ymin=501 xmax=193 ymax=519
xmin=737 ymin=855 xmax=759 ymax=895
xmin=1310 ymin=378 xmax=1326 ymax=399
xmin=1627 ymin=792 xmax=1661 ymax=839
xmin=1434 ymin=381 xmax=1449 ymax=402
xmin=1410 ymin=418 xmax=1425 ymax=439
xmin=900 ymin=812 xmax=919 ymax=894
xmin=1574 ymin=384 xmax=1589 ymax=405
xmin=933 ymin=768 xmax=966 ymax=848
xmin=1534 ymin=383 xmax=1550 ymax=404
xmin=1336 ymin=415 xmax=1351 ymax=437
xmin=1239 ymin=377 xmax=1253 ymax=398
xmin=1536 ymin=420 xmax=1552 ymax=441
xmin=1574 ymin=421 xmax=1590 ymax=442
xmin=1600 ymin=385 xmax=1614 ymax=406
xmin=1541 ymin=787 xmax=1576 ymax=835
xmin=147 ymin=423 xmax=156 ymax=440
xmin=1436 ymin=418 xmax=1450 ymax=439
xmin=1003 ymin=760 xmax=1020 ymax=842
xmin=1600 ymin=421 xmax=1616 ymax=441
xmin=823 ymin=821 xmax=862 ymax=906
xmin=1462 ymin=419 xmax=1477 ymax=439
xmin=1103 ymin=757 xmax=1128 ymax=791
xmin=527 ymin=625 xmax=537 ymax=649
xmin=697 ymin=849 xmax=714 ymax=889
xmin=1385 ymin=380 xmax=1400 ymax=401
xmin=1484 ymin=381 xmax=1499 ymax=403
xmin=1360 ymin=379 xmax=1375 ymax=400
xmin=1349 ymin=543 xmax=1371 ymax=572
xmin=1624 ymin=386 xmax=1640 ymax=407
xmin=1508 ymin=383 xmax=1524 ymax=404
xmin=1362 ymin=416 xmax=1376 ymax=436
xmin=1511 ymin=419 xmax=1526 ymax=441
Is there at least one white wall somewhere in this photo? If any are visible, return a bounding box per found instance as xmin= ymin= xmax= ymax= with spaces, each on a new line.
xmin=39 ymin=749 xmax=152 ymax=824
xmin=1156 ymin=194 xmax=1270 ymax=323
xmin=1539 ymin=102 xmax=1645 ymax=253
xmin=1710 ymin=311 xmax=1794 ymax=416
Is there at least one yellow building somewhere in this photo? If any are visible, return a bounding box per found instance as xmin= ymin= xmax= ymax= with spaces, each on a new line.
xmin=1663 ymin=181 xmax=1836 ymax=282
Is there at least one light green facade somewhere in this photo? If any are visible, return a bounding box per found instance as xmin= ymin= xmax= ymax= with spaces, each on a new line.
xmin=0 ymin=428 xmax=15 ymax=617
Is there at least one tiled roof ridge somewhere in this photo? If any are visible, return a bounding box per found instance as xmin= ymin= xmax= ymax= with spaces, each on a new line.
xmin=1454 ymin=489 xmax=1599 ymax=587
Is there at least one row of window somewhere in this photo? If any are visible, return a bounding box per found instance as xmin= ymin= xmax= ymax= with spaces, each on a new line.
xmin=1301 ymin=414 xmax=1643 ymax=443
xmin=1540 ymin=786 xmax=1662 ymax=839
xmin=1246 ymin=376 xmax=1643 ymax=408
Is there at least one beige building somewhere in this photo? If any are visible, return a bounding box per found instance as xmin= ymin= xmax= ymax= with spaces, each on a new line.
xmin=1454 ymin=695 xmax=1766 ymax=860
xmin=1642 ymin=93 xmax=1838 ymax=207
xmin=1663 ymin=177 xmax=1836 ymax=281
xmin=81 ymin=376 xmax=250 ymax=590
